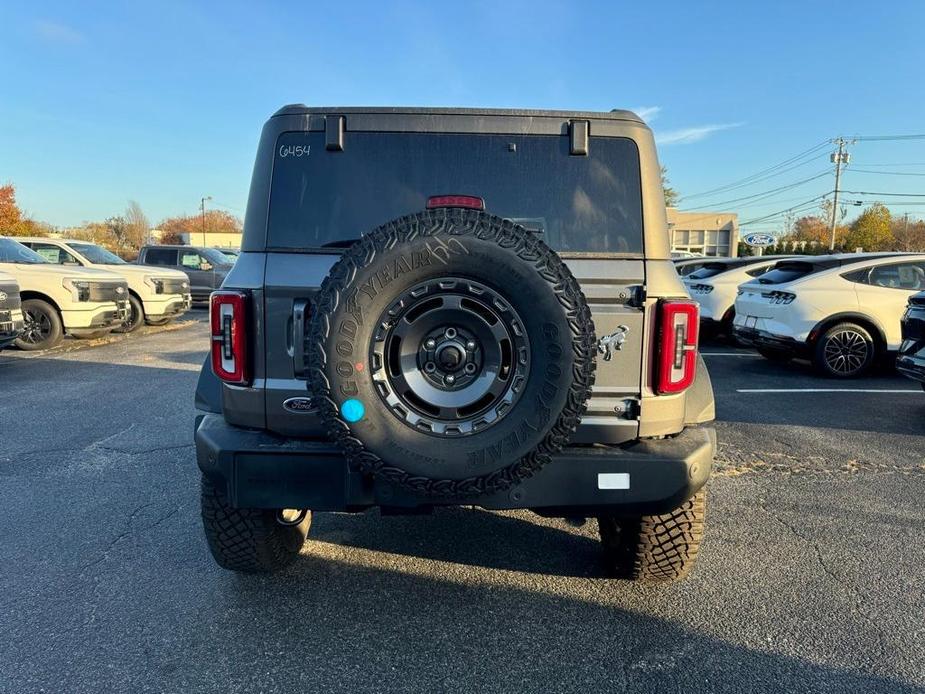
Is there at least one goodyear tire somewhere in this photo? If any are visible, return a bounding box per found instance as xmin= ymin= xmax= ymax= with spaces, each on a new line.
xmin=598 ymin=490 xmax=706 ymax=582
xmin=200 ymin=475 xmax=311 ymax=573
xmin=307 ymin=208 xmax=596 ymax=497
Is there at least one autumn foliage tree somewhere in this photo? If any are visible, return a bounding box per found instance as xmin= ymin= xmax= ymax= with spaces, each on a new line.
xmin=843 ymin=202 xmax=892 ymax=252
xmin=158 ymin=210 xmax=242 ymax=235
xmin=0 ymin=182 xmax=50 ymax=237
xmin=891 ymin=216 xmax=925 ymax=252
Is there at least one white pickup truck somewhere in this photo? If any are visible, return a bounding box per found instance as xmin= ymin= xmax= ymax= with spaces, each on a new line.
xmin=0 ymin=269 xmax=24 ymax=350
xmin=17 ymin=237 xmax=191 ymax=332
xmin=0 ymin=237 xmax=130 ymax=350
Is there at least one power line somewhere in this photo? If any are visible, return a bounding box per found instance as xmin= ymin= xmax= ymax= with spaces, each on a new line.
xmin=847 ymin=169 xmax=925 ymax=177
xmin=853 ymin=134 xmax=925 ymax=141
xmin=678 ymin=140 xmax=829 ymax=201
xmin=739 ymin=194 xmax=831 ymax=227
xmin=840 ymin=190 xmax=925 ymax=197
xmin=680 ymin=171 xmax=831 ymax=210
xmin=852 ymin=162 xmax=925 ymax=167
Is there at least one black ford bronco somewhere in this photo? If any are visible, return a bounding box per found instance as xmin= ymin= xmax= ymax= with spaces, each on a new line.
xmin=194 ymin=106 xmax=716 ymax=582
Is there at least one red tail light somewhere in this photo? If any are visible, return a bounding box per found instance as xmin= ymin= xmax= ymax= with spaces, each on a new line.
xmin=426 ymin=195 xmax=485 ymax=210
xmin=210 ymin=291 xmax=249 ymax=385
xmin=656 ymin=299 xmax=699 ymax=394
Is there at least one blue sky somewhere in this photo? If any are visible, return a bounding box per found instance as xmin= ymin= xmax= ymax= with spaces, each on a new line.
xmin=2 ymin=1 xmax=925 ymax=231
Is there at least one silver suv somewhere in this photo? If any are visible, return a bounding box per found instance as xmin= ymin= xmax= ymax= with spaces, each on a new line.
xmin=194 ymin=107 xmax=716 ymax=582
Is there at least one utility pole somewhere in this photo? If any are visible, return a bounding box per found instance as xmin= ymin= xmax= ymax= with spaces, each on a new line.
xmin=200 ymin=195 xmax=212 ymax=245
xmin=829 ymin=138 xmax=851 ymax=250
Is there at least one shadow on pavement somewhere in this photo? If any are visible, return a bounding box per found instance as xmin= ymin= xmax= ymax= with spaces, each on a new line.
xmin=313 ymin=506 xmax=605 ymax=577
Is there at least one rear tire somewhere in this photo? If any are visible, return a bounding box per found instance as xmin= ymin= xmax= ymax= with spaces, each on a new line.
xmin=598 ymin=490 xmax=706 ymax=582
xmin=113 ymin=295 xmax=144 ymax=333
xmin=757 ymin=347 xmax=792 ymax=363
xmin=15 ymin=299 xmax=63 ymax=351
xmin=200 ymin=475 xmax=311 ymax=573
xmin=813 ymin=322 xmax=876 ymax=378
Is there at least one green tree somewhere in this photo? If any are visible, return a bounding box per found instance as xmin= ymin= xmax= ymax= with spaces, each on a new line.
xmin=843 ymin=203 xmax=893 ymax=251
xmin=661 ymin=166 xmax=679 ymax=207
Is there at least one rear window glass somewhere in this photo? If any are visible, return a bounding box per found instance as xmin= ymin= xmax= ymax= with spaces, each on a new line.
xmin=144 ymin=248 xmax=177 ymax=266
xmin=267 ymin=131 xmax=643 ymax=253
xmin=687 ymin=263 xmax=731 ymax=280
xmin=757 ymin=262 xmax=815 ymax=284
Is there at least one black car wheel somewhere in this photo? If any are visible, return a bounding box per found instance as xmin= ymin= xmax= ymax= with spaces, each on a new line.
xmin=15 ymin=299 xmax=63 ymax=351
xmin=814 ymin=322 xmax=876 ymax=378
xmin=113 ymin=295 xmax=144 ymax=333
xmin=307 ymin=208 xmax=597 ymax=497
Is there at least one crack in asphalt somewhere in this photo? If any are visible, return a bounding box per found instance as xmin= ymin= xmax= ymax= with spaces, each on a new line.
xmin=756 ymin=495 xmax=889 ymax=666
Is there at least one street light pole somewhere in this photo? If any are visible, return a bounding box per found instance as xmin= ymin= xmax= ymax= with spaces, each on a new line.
xmin=200 ymin=196 xmax=212 ymax=245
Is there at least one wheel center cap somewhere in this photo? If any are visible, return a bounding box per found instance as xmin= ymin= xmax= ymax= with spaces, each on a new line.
xmin=437 ymin=345 xmax=463 ymax=370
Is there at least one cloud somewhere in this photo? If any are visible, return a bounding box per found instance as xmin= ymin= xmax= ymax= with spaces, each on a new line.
xmin=35 ymin=20 xmax=86 ymax=45
xmin=655 ymin=122 xmax=744 ymax=146
xmin=632 ymin=106 xmax=661 ymax=122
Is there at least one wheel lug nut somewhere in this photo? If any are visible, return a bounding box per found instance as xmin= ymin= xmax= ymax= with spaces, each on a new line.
xmin=425 ymin=338 xmax=436 ymax=349
xmin=424 ymin=362 xmax=436 ymax=373
xmin=466 ymin=341 xmax=476 ymax=350
xmin=464 ymin=363 xmax=477 ymax=374
xmin=445 ymin=375 xmax=455 ymax=384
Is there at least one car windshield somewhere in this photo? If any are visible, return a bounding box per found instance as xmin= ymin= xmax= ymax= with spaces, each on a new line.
xmin=200 ymin=248 xmax=233 ymax=266
xmin=0 ymin=238 xmax=49 ymax=264
xmin=69 ymin=242 xmax=126 ymax=265
xmin=268 ymin=131 xmax=644 ymax=254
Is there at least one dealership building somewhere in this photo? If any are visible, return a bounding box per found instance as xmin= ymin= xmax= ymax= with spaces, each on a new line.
xmin=666 ymin=208 xmax=739 ymax=257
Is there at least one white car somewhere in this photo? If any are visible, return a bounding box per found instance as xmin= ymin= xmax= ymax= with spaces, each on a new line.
xmin=0 ymin=269 xmax=24 ymax=350
xmin=17 ymin=238 xmax=191 ymax=332
xmin=734 ymin=252 xmax=925 ymax=377
xmin=683 ymin=256 xmax=792 ymax=338
xmin=0 ymin=237 xmax=130 ymax=350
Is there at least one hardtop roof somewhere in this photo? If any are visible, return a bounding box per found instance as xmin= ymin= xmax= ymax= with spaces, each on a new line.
xmin=271 ymin=104 xmax=645 ymax=124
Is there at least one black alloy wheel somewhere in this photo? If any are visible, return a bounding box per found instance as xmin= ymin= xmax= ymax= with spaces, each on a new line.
xmin=372 ymin=278 xmax=530 ymax=437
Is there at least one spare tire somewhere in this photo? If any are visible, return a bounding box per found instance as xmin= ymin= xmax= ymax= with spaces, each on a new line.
xmin=307 ymin=208 xmax=596 ymax=496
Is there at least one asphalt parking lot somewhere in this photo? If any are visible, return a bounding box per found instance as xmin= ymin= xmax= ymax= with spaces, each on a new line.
xmin=2 ymin=313 xmax=924 ymax=693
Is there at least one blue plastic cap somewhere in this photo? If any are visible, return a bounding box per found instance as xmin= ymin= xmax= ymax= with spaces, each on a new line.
xmin=340 ymin=398 xmax=365 ymax=423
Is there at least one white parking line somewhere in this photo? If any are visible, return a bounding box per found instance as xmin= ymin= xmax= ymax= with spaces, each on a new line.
xmin=736 ymin=388 xmax=921 ymax=394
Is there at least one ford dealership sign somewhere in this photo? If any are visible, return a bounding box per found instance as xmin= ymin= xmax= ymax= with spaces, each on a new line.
xmin=743 ymin=233 xmax=776 ymax=247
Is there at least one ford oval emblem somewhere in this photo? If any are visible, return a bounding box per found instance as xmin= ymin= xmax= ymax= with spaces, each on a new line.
xmin=283 ymin=397 xmax=316 ymax=413
xmin=743 ymin=233 xmax=776 ymax=247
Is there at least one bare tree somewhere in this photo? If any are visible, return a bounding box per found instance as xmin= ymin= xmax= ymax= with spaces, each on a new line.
xmin=124 ymin=200 xmax=150 ymax=250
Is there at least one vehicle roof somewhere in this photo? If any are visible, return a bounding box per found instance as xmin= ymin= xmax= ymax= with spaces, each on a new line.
xmin=673 ymin=257 xmax=708 ymax=266
xmin=772 ymin=252 xmax=923 ymax=270
xmin=694 ymin=255 xmax=794 ymax=269
xmin=16 ymin=237 xmax=88 ymax=245
xmin=142 ymin=244 xmax=208 ymax=249
xmin=271 ymin=104 xmax=645 ymax=124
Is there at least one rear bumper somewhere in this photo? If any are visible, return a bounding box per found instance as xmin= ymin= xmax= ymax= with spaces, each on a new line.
xmin=195 ymin=413 xmax=715 ymax=515
xmin=733 ymin=326 xmax=807 ymax=355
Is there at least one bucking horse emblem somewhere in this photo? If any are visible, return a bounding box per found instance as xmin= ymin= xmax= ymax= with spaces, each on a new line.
xmin=597 ymin=325 xmax=629 ymax=361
